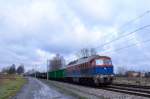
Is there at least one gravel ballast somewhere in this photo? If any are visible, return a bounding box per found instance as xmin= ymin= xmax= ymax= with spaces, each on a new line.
xmin=41 ymin=79 xmax=150 ymax=99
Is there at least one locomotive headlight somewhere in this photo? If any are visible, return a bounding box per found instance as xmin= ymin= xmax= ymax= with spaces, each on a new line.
xmin=110 ymin=75 xmax=114 ymax=77
xmin=96 ymin=75 xmax=100 ymax=78
xmin=100 ymin=75 xmax=104 ymax=78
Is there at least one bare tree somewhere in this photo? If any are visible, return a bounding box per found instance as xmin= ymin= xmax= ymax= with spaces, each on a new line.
xmin=90 ymin=48 xmax=97 ymax=56
xmin=17 ymin=64 xmax=25 ymax=74
xmin=117 ymin=66 xmax=127 ymax=76
xmin=8 ymin=64 xmax=16 ymax=74
xmin=80 ymin=48 xmax=89 ymax=57
xmin=49 ymin=54 xmax=66 ymax=71
xmin=1 ymin=67 xmax=9 ymax=73
xmin=76 ymin=48 xmax=97 ymax=58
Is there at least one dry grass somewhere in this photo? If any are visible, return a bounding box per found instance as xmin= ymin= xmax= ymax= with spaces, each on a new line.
xmin=114 ymin=77 xmax=150 ymax=86
xmin=0 ymin=74 xmax=27 ymax=99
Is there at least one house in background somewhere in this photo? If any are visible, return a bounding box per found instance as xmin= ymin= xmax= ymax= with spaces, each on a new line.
xmin=126 ymin=71 xmax=145 ymax=77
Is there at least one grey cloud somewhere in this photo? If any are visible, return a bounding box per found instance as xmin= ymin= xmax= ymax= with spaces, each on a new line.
xmin=0 ymin=0 xmax=150 ymax=72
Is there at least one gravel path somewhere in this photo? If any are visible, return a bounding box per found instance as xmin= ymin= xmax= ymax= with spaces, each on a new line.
xmin=12 ymin=78 xmax=75 ymax=99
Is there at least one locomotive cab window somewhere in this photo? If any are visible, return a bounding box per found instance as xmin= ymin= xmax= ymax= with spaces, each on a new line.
xmin=103 ymin=59 xmax=112 ymax=65
xmin=95 ymin=59 xmax=103 ymax=65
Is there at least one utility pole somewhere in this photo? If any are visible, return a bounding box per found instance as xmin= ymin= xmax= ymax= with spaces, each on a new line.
xmin=47 ymin=59 xmax=49 ymax=80
xmin=34 ymin=65 xmax=36 ymax=78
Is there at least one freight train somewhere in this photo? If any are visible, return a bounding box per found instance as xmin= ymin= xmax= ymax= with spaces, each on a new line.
xmin=34 ymin=55 xmax=114 ymax=85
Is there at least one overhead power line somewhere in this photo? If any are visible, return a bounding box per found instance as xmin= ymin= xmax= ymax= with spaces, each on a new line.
xmin=96 ymin=24 xmax=150 ymax=49
xmin=95 ymin=10 xmax=150 ymax=49
xmin=101 ymin=10 xmax=150 ymax=40
xmin=100 ymin=38 xmax=150 ymax=54
xmin=119 ymin=10 xmax=150 ymax=29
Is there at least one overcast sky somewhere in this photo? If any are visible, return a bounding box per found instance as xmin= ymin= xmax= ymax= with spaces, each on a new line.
xmin=0 ymin=0 xmax=150 ymax=72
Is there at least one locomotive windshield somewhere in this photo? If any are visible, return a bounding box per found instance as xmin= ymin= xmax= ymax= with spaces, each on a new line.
xmin=103 ymin=59 xmax=112 ymax=65
xmin=95 ymin=59 xmax=103 ymax=65
xmin=95 ymin=58 xmax=112 ymax=65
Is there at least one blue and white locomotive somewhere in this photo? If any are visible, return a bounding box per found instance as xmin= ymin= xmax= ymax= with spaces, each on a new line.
xmin=66 ymin=55 xmax=114 ymax=85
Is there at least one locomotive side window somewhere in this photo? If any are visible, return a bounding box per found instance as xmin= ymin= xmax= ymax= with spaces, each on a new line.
xmin=95 ymin=59 xmax=103 ymax=65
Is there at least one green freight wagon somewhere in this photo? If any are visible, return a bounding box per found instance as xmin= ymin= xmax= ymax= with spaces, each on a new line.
xmin=48 ymin=69 xmax=66 ymax=80
xmin=48 ymin=71 xmax=55 ymax=79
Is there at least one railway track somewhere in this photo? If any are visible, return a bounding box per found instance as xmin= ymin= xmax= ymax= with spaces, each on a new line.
xmin=101 ymin=84 xmax=150 ymax=98
xmin=76 ymin=82 xmax=150 ymax=98
xmin=112 ymin=83 xmax=150 ymax=89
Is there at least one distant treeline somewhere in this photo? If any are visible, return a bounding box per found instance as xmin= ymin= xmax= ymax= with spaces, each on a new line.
xmin=1 ymin=64 xmax=24 ymax=74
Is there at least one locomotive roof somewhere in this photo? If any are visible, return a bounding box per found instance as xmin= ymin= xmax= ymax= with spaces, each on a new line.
xmin=68 ymin=55 xmax=110 ymax=66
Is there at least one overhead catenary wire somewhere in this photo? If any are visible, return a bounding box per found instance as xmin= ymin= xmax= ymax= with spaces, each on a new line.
xmin=101 ymin=10 xmax=150 ymax=40
xmin=100 ymin=38 xmax=150 ymax=54
xmin=100 ymin=38 xmax=150 ymax=63
xmin=118 ymin=10 xmax=150 ymax=29
xmin=96 ymin=24 xmax=150 ymax=49
xmin=95 ymin=10 xmax=150 ymax=49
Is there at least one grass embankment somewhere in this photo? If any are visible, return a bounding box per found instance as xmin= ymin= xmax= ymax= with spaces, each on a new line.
xmin=0 ymin=74 xmax=27 ymax=99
